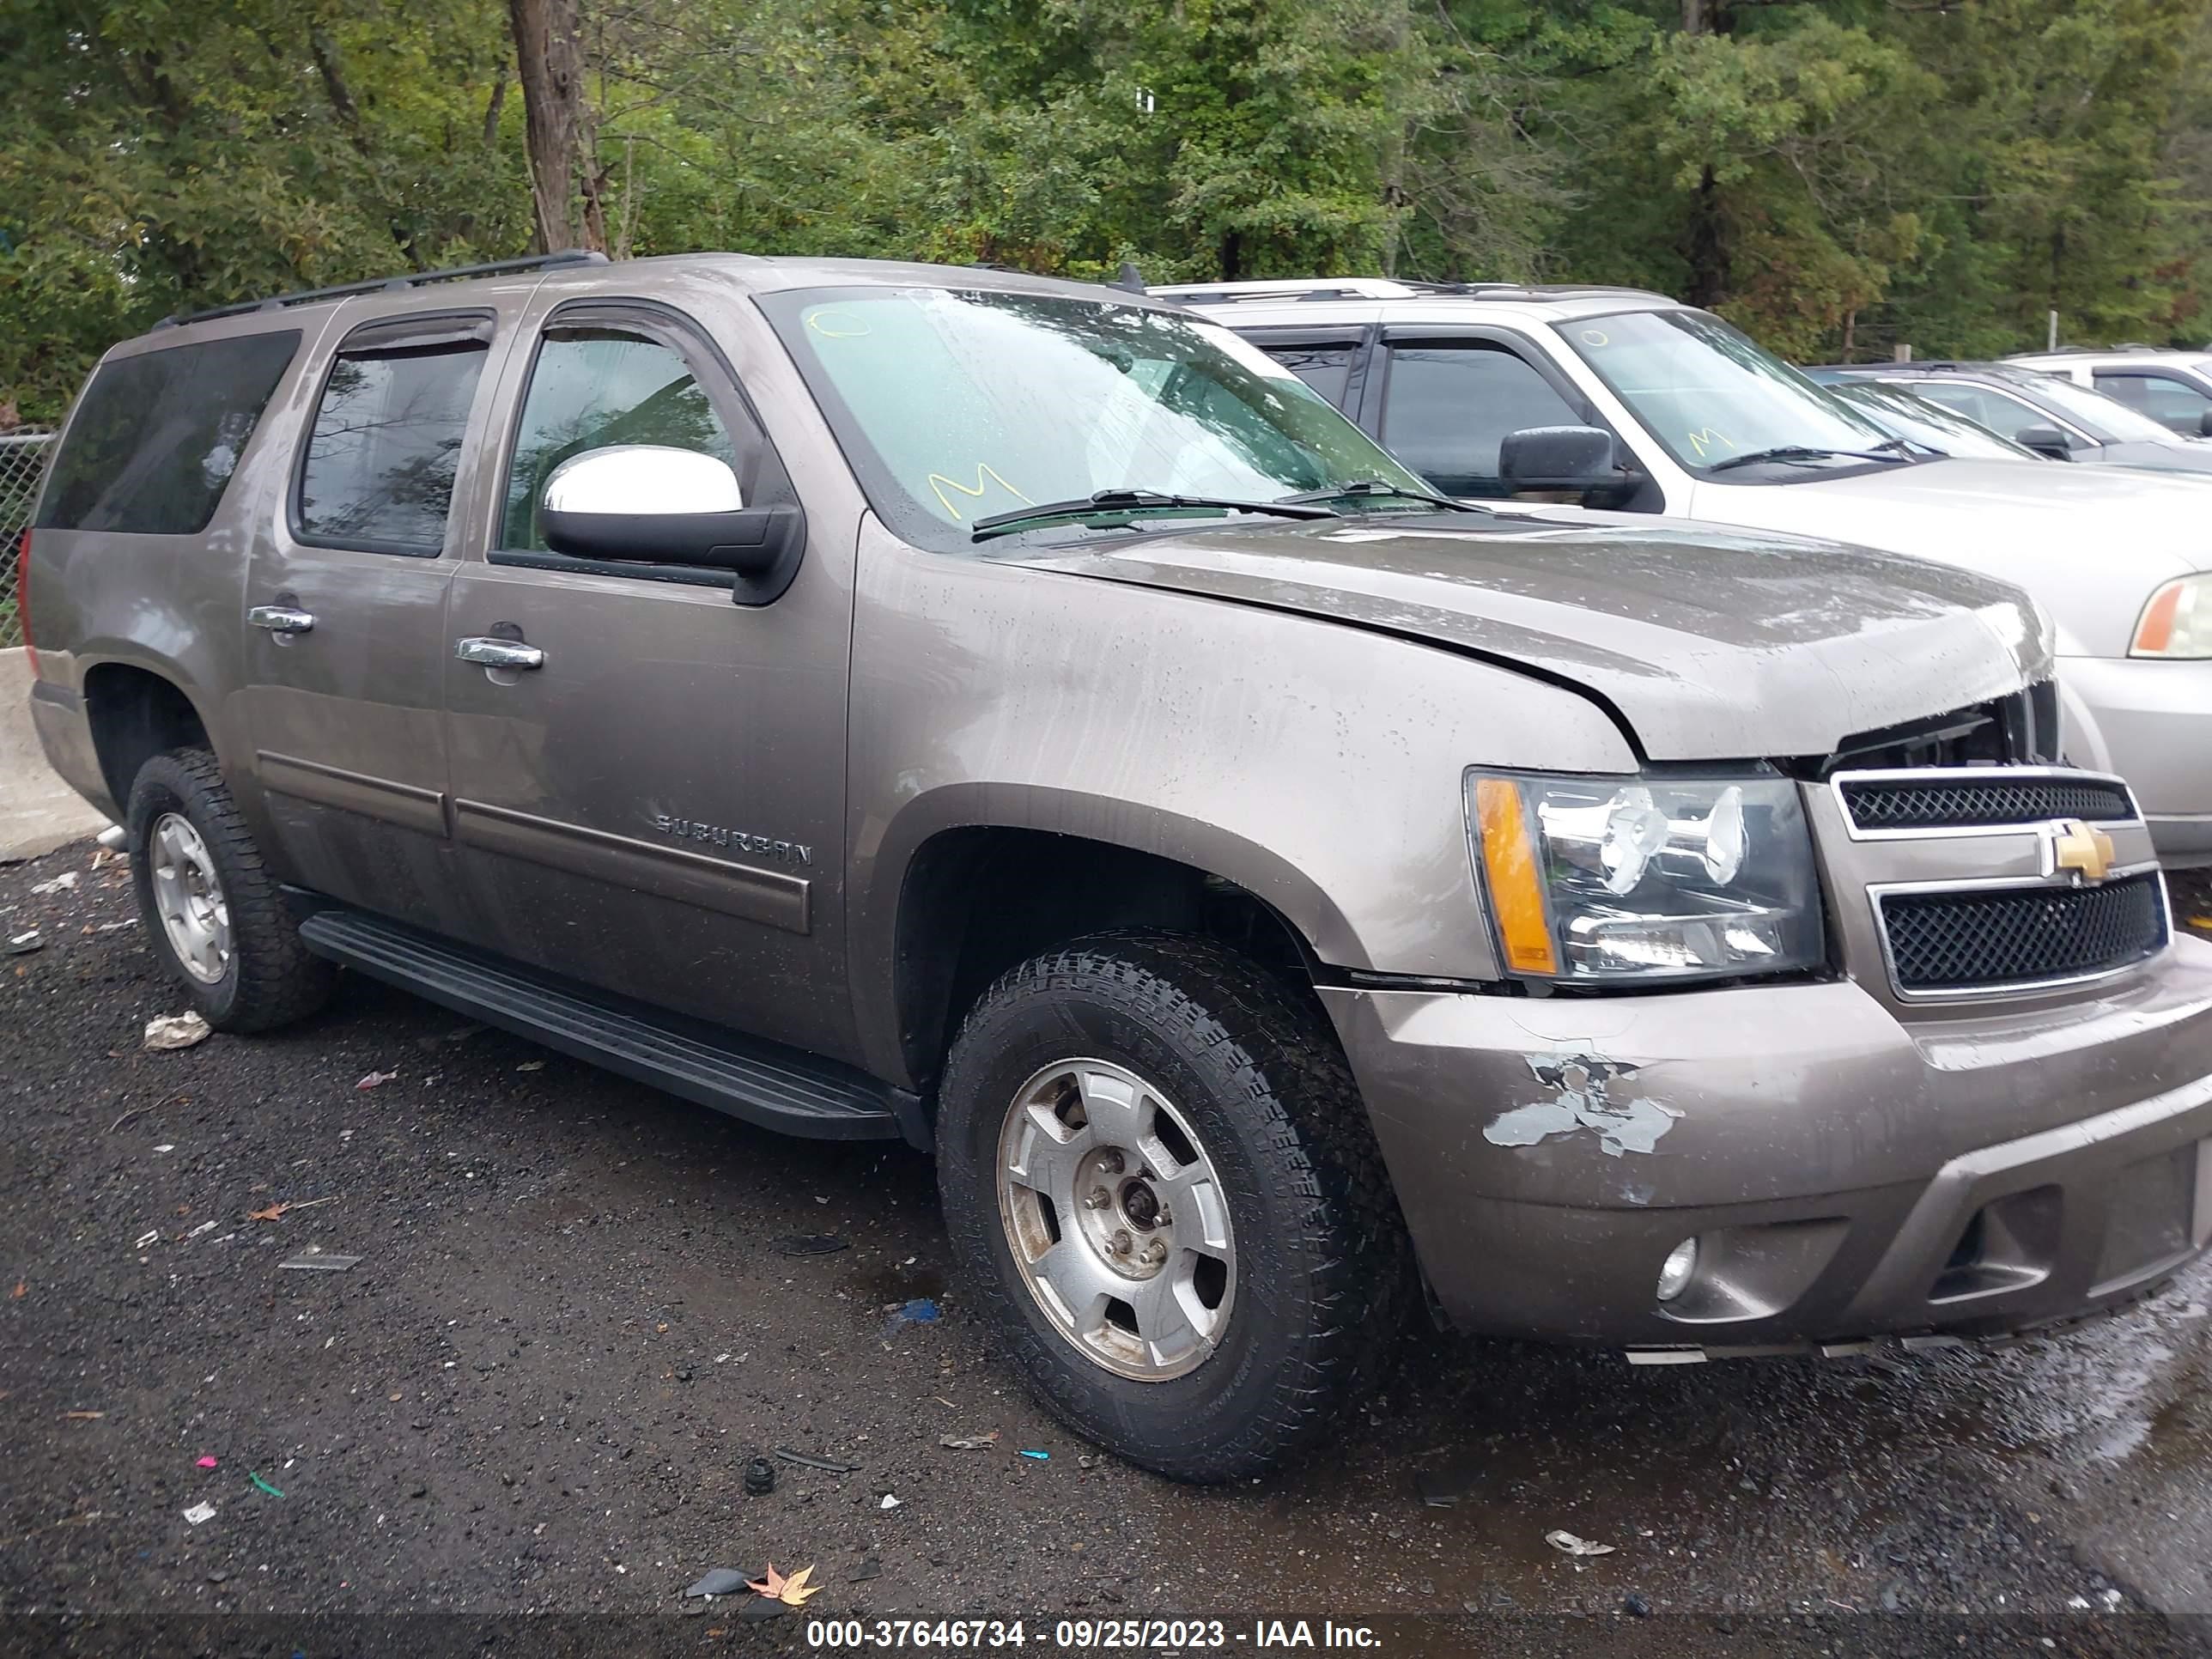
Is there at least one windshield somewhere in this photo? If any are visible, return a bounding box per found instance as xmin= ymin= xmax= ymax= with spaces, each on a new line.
xmin=2008 ymin=371 xmax=2180 ymax=444
xmin=1557 ymin=308 xmax=1898 ymax=474
xmin=761 ymin=287 xmax=1434 ymax=550
xmin=1825 ymin=380 xmax=2039 ymax=461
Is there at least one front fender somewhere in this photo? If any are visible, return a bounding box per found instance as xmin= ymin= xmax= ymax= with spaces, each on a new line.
xmin=843 ymin=520 xmax=1638 ymax=1085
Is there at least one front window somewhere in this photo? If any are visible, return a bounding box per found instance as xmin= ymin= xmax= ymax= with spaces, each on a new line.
xmin=761 ymin=288 xmax=1432 ymax=550
xmin=1558 ymin=308 xmax=1898 ymax=477
xmin=1831 ymin=381 xmax=2038 ymax=459
xmin=2014 ymin=371 xmax=2184 ymax=444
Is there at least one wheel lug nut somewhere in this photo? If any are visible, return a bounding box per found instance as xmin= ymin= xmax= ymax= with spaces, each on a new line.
xmin=1100 ymin=1151 xmax=1125 ymax=1176
xmin=1142 ymin=1240 xmax=1168 ymax=1266
xmin=1109 ymin=1231 xmax=1132 ymax=1255
xmin=1085 ymin=1188 xmax=1110 ymax=1210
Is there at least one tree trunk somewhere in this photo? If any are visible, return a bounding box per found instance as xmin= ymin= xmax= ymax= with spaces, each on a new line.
xmin=507 ymin=0 xmax=603 ymax=253
xmin=1683 ymin=163 xmax=1729 ymax=308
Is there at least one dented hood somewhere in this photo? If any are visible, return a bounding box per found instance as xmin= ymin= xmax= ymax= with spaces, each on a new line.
xmin=1012 ymin=511 xmax=2051 ymax=761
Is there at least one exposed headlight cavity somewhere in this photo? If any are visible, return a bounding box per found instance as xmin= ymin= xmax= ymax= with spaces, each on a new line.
xmin=1468 ymin=770 xmax=1824 ymax=986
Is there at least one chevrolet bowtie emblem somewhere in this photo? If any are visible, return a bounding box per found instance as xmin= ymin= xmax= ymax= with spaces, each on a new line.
xmin=2047 ymin=817 xmax=2116 ymax=884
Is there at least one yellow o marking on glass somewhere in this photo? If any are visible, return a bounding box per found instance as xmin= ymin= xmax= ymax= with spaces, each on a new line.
xmin=806 ymin=308 xmax=871 ymax=338
xmin=1579 ymin=328 xmax=1609 ymax=347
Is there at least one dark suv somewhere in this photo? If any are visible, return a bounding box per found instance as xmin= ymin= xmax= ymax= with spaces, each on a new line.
xmin=21 ymin=252 xmax=2212 ymax=1480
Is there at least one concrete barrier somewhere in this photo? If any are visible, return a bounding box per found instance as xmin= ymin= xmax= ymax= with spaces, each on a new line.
xmin=1 ymin=647 xmax=108 ymax=860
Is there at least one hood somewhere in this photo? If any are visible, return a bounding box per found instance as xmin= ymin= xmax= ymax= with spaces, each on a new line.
xmin=2089 ymin=441 xmax=2212 ymax=474
xmin=1010 ymin=512 xmax=2051 ymax=762
xmin=1689 ymin=458 xmax=2207 ymax=655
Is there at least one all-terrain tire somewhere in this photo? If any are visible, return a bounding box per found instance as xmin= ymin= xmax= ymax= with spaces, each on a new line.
xmin=127 ymin=748 xmax=336 ymax=1033
xmin=936 ymin=930 xmax=1413 ymax=1482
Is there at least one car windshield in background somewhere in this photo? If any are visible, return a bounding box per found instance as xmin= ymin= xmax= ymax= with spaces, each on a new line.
xmin=761 ymin=288 xmax=1436 ymax=550
xmin=1825 ymin=380 xmax=2039 ymax=461
xmin=1558 ymin=308 xmax=1899 ymax=476
xmin=2012 ymin=371 xmax=2181 ymax=444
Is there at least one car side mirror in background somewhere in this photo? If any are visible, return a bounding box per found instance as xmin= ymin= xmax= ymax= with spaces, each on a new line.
xmin=1499 ymin=425 xmax=1625 ymax=495
xmin=2198 ymin=409 xmax=2212 ymax=439
xmin=541 ymin=445 xmax=805 ymax=602
xmin=2013 ymin=424 xmax=2075 ymax=461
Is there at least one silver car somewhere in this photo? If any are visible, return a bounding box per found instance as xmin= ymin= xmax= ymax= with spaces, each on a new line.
xmin=1173 ymin=279 xmax=2212 ymax=867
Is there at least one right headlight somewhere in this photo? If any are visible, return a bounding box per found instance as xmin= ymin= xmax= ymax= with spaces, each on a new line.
xmin=2130 ymin=574 xmax=2212 ymax=659
xmin=1467 ymin=770 xmax=1826 ymax=986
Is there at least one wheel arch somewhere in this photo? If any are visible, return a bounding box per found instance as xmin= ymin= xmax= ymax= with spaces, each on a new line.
xmin=861 ymin=787 xmax=1348 ymax=1097
xmin=81 ymin=659 xmax=216 ymax=814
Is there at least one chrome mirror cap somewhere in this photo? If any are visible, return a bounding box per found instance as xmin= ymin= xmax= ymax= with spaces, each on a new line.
xmin=542 ymin=445 xmax=744 ymax=517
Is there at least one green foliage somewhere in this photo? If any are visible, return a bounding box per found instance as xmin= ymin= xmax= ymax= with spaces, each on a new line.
xmin=5 ymin=0 xmax=2212 ymax=420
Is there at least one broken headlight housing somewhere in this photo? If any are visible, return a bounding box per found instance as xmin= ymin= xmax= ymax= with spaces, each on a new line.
xmin=1467 ymin=770 xmax=1825 ymax=986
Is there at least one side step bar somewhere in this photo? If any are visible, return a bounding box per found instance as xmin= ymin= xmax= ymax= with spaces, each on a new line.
xmin=298 ymin=908 xmax=924 ymax=1147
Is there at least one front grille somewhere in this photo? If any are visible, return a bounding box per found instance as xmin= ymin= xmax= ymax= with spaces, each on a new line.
xmin=1881 ymin=873 xmax=2166 ymax=993
xmin=1841 ymin=775 xmax=2136 ymax=832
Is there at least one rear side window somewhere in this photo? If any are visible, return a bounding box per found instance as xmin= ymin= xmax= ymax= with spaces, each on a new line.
xmin=295 ymin=319 xmax=491 ymax=556
xmin=1379 ymin=343 xmax=1582 ymax=497
xmin=36 ymin=331 xmax=301 ymax=534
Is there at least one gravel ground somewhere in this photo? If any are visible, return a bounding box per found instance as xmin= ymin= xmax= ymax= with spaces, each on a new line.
xmin=4 ymin=843 xmax=2212 ymax=1657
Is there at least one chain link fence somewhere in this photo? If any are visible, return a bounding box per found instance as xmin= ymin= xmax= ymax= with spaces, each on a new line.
xmin=1 ymin=430 xmax=56 ymax=648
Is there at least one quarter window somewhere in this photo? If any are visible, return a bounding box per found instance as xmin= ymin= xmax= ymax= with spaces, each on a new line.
xmin=1378 ymin=344 xmax=1583 ymax=497
xmin=37 ymin=331 xmax=301 ymax=534
xmin=501 ymin=329 xmax=737 ymax=551
xmin=295 ymin=329 xmax=489 ymax=555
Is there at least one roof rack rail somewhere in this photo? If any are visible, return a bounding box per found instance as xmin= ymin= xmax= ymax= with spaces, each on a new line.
xmin=154 ymin=250 xmax=609 ymax=331
xmin=1148 ymin=277 xmax=1424 ymax=303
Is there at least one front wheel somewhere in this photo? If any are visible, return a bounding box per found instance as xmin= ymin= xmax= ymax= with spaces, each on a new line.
xmin=936 ymin=932 xmax=1411 ymax=1481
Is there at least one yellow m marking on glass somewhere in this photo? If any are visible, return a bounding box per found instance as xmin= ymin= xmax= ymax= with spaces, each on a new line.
xmin=1684 ymin=428 xmax=1735 ymax=459
xmin=928 ymin=464 xmax=1032 ymax=521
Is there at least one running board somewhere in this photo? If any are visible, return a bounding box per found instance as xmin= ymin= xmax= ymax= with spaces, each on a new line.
xmin=297 ymin=908 xmax=921 ymax=1146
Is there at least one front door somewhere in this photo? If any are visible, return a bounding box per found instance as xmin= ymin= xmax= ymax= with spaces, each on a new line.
xmin=240 ymin=305 xmax=506 ymax=928
xmin=440 ymin=297 xmax=856 ymax=1062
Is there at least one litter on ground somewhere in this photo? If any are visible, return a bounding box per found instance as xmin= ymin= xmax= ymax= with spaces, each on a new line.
xmin=182 ymin=1503 xmax=216 ymax=1525
xmin=143 ymin=1012 xmax=211 ymax=1051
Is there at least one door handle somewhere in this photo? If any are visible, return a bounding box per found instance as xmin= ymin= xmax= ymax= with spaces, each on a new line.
xmin=455 ymin=636 xmax=546 ymax=671
xmin=247 ymin=605 xmax=316 ymax=635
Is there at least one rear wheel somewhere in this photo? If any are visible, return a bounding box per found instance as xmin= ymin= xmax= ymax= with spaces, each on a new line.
xmin=936 ymin=932 xmax=1411 ymax=1481
xmin=127 ymin=749 xmax=336 ymax=1032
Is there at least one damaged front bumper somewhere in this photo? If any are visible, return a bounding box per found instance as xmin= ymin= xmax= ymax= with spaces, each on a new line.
xmin=1319 ymin=933 xmax=2212 ymax=1350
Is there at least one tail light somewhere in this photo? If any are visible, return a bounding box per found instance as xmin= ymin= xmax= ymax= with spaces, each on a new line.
xmin=14 ymin=529 xmax=32 ymax=676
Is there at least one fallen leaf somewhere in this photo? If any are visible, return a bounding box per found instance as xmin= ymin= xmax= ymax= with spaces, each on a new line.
xmin=248 ymin=1196 xmax=337 ymax=1222
xmin=9 ymin=1281 xmax=22 ymax=1300
xmin=746 ymin=1563 xmax=823 ymax=1607
xmin=2190 ymin=915 xmax=2211 ymax=933
xmin=355 ymin=1070 xmax=399 ymax=1091
xmin=143 ymin=1012 xmax=211 ymax=1051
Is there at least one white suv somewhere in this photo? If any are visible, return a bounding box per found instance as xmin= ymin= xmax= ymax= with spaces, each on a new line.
xmin=2006 ymin=346 xmax=2212 ymax=441
xmin=1160 ymin=277 xmax=2212 ymax=867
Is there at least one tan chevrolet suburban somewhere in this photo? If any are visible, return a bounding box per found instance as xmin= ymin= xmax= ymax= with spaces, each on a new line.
xmin=20 ymin=251 xmax=2212 ymax=1480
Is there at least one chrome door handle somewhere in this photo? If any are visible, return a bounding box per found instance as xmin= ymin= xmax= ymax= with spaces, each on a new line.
xmin=247 ymin=605 xmax=316 ymax=635
xmin=455 ymin=636 xmax=545 ymax=671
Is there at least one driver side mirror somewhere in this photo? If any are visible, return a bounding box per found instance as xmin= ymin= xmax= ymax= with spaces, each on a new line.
xmin=2013 ymin=423 xmax=2075 ymax=461
xmin=1499 ymin=425 xmax=1628 ymax=495
xmin=541 ymin=445 xmax=805 ymax=600
xmin=2198 ymin=408 xmax=2212 ymax=439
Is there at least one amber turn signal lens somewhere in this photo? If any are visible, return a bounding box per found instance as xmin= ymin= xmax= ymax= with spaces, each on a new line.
xmin=1473 ymin=777 xmax=1559 ymax=976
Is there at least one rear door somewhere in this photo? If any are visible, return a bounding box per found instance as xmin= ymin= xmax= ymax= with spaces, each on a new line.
xmin=438 ymin=295 xmax=857 ymax=1062
xmin=240 ymin=305 xmax=507 ymax=927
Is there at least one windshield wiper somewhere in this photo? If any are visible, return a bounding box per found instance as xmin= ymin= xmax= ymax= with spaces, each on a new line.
xmin=1705 ymin=442 xmax=1911 ymax=473
xmin=970 ymin=489 xmax=1334 ymax=544
xmin=1276 ymin=479 xmax=1479 ymax=513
